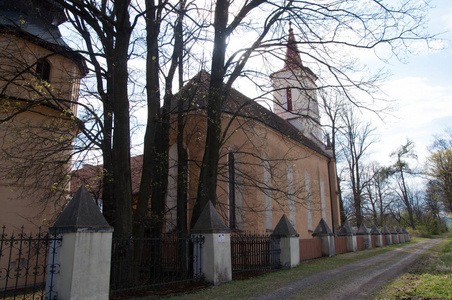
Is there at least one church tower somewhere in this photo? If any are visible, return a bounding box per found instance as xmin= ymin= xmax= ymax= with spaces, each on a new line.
xmin=0 ymin=0 xmax=87 ymax=232
xmin=270 ymin=25 xmax=322 ymax=142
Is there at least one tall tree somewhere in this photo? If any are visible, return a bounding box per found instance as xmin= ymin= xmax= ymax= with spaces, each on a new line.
xmin=389 ymin=139 xmax=417 ymax=229
xmin=363 ymin=162 xmax=392 ymax=227
xmin=340 ymin=108 xmax=376 ymax=227
xmin=191 ymin=0 xmax=285 ymax=226
xmin=60 ymin=0 xmax=136 ymax=238
xmin=321 ymin=91 xmax=347 ymax=223
xmin=426 ymin=128 xmax=452 ymax=213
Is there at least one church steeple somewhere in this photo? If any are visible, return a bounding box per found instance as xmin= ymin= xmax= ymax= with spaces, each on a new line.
xmin=284 ymin=23 xmax=303 ymax=71
xmin=270 ymin=23 xmax=322 ymax=142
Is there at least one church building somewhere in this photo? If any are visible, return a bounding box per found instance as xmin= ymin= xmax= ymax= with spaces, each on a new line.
xmin=164 ymin=26 xmax=342 ymax=237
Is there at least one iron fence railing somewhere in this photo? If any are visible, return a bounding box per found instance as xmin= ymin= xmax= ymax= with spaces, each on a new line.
xmin=0 ymin=226 xmax=61 ymax=300
xmin=231 ymin=233 xmax=280 ymax=274
xmin=110 ymin=234 xmax=204 ymax=296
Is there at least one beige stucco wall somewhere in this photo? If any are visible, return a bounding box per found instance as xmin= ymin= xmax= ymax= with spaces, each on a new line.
xmin=171 ymin=111 xmax=341 ymax=238
xmin=0 ymin=102 xmax=78 ymax=230
xmin=0 ymin=34 xmax=81 ymax=233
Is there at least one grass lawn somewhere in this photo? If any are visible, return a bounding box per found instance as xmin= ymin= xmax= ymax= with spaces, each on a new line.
xmin=374 ymin=235 xmax=452 ymax=299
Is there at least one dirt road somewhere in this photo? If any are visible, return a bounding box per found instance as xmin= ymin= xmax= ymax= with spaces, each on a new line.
xmin=253 ymin=238 xmax=443 ymax=300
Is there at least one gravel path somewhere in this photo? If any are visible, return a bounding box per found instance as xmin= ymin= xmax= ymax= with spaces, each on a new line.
xmin=253 ymin=238 xmax=443 ymax=300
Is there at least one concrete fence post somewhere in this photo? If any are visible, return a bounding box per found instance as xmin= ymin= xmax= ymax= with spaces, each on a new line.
xmin=337 ymin=222 xmax=357 ymax=252
xmin=396 ymin=226 xmax=405 ymax=243
xmin=402 ymin=228 xmax=410 ymax=242
xmin=381 ymin=226 xmax=392 ymax=245
xmin=370 ymin=225 xmax=383 ymax=247
xmin=312 ymin=218 xmax=335 ymax=257
xmin=47 ymin=186 xmax=113 ymax=300
xmin=272 ymin=215 xmax=299 ymax=269
xmin=191 ymin=201 xmax=232 ymax=285
xmin=356 ymin=223 xmax=372 ymax=249
xmin=390 ymin=227 xmax=399 ymax=244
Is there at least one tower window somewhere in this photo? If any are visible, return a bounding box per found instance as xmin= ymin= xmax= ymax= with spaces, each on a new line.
xmin=36 ymin=59 xmax=51 ymax=82
xmin=286 ymin=87 xmax=293 ymax=111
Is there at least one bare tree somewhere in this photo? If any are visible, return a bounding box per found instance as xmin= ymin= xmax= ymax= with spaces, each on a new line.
xmin=320 ymin=91 xmax=348 ymax=223
xmin=362 ymin=162 xmax=392 ymax=227
xmin=339 ymin=107 xmax=376 ymax=227
xmin=57 ymin=0 xmax=147 ymax=238
xmin=389 ymin=139 xmax=418 ymax=229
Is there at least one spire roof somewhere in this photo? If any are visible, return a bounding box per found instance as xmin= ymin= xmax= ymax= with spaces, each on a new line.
xmin=284 ymin=23 xmax=303 ymax=71
xmin=272 ymin=23 xmax=317 ymax=81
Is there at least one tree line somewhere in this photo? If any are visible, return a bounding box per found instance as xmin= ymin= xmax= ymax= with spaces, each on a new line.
xmin=329 ymin=111 xmax=451 ymax=235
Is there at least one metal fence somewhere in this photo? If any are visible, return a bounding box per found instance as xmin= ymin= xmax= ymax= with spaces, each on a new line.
xmin=231 ymin=233 xmax=280 ymax=274
xmin=0 ymin=226 xmax=61 ymax=300
xmin=110 ymin=234 xmax=204 ymax=296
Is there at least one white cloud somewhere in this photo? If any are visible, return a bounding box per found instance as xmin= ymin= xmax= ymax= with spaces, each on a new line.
xmin=368 ymin=76 xmax=452 ymax=165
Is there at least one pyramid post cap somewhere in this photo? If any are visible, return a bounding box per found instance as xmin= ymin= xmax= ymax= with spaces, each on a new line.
xmin=370 ymin=224 xmax=381 ymax=235
xmin=337 ymin=221 xmax=355 ymax=236
xmin=389 ymin=226 xmax=398 ymax=234
xmin=273 ymin=214 xmax=299 ymax=237
xmin=312 ymin=218 xmax=333 ymax=236
xmin=191 ymin=201 xmax=231 ymax=233
xmin=356 ymin=223 xmax=369 ymax=235
xmin=381 ymin=225 xmax=391 ymax=235
xmin=50 ymin=185 xmax=112 ymax=234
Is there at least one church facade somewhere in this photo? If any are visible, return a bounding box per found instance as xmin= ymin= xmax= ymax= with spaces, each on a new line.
xmin=165 ymin=28 xmax=341 ymax=237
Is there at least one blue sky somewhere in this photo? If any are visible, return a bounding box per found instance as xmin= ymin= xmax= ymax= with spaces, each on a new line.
xmin=366 ymin=0 xmax=452 ymax=167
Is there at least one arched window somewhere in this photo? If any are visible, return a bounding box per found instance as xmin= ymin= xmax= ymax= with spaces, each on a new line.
xmin=36 ymin=59 xmax=51 ymax=82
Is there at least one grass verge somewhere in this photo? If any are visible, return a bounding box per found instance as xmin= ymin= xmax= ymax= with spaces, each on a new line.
xmin=374 ymin=235 xmax=452 ymax=299
xmin=167 ymin=239 xmax=423 ymax=300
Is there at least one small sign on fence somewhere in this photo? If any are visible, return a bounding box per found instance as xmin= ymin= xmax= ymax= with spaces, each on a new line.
xmin=218 ymin=233 xmax=225 ymax=243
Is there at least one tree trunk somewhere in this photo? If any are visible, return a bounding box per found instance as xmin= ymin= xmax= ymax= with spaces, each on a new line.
xmin=191 ymin=0 xmax=229 ymax=227
xmin=134 ymin=0 xmax=162 ymax=239
xmin=111 ymin=0 xmax=133 ymax=239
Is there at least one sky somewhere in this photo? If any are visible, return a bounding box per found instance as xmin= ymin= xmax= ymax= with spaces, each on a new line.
xmin=365 ymin=0 xmax=452 ymax=167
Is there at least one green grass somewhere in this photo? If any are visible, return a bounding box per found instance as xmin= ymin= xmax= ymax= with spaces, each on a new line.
xmin=374 ymin=235 xmax=452 ymax=299
xmin=166 ymin=239 xmax=422 ymax=300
